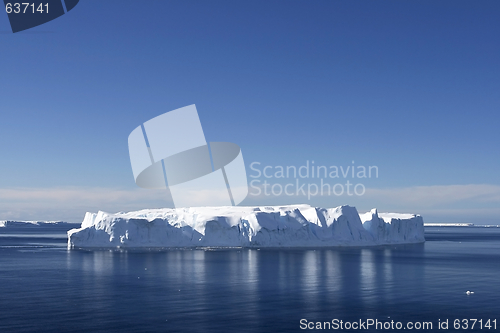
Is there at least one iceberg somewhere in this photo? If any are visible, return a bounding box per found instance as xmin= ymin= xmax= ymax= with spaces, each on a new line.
xmin=67 ymin=205 xmax=425 ymax=249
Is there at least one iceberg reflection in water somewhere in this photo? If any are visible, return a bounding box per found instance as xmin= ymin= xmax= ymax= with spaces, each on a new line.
xmin=1 ymin=227 xmax=500 ymax=332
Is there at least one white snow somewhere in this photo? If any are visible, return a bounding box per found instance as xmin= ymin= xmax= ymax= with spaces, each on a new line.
xmin=375 ymin=212 xmax=416 ymax=223
xmin=67 ymin=205 xmax=425 ymax=249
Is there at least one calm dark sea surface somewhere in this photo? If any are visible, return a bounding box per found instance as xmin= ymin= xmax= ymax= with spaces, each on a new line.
xmin=1 ymin=226 xmax=499 ymax=333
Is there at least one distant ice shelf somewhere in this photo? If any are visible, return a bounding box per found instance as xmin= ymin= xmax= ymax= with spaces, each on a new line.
xmin=424 ymin=223 xmax=474 ymax=227
xmin=424 ymin=223 xmax=500 ymax=228
xmin=67 ymin=205 xmax=425 ymax=249
xmin=0 ymin=220 xmax=76 ymax=228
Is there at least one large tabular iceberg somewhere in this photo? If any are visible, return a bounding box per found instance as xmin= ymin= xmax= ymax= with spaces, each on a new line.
xmin=67 ymin=205 xmax=424 ymax=248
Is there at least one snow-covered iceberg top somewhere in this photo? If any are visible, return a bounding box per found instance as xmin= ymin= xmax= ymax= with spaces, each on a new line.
xmin=67 ymin=205 xmax=424 ymax=249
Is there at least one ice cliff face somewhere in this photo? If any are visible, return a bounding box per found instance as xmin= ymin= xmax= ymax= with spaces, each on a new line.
xmin=67 ymin=205 xmax=425 ymax=249
xmin=359 ymin=209 xmax=425 ymax=244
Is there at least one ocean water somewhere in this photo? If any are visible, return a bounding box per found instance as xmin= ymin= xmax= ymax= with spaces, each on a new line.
xmin=0 ymin=225 xmax=499 ymax=333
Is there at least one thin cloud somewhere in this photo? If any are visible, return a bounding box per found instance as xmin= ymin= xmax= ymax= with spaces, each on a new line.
xmin=1 ymin=184 xmax=499 ymax=223
xmin=0 ymin=187 xmax=173 ymax=222
xmin=364 ymin=184 xmax=500 ymax=207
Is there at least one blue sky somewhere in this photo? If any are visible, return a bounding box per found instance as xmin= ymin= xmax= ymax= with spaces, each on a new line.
xmin=1 ymin=0 xmax=499 ymax=222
